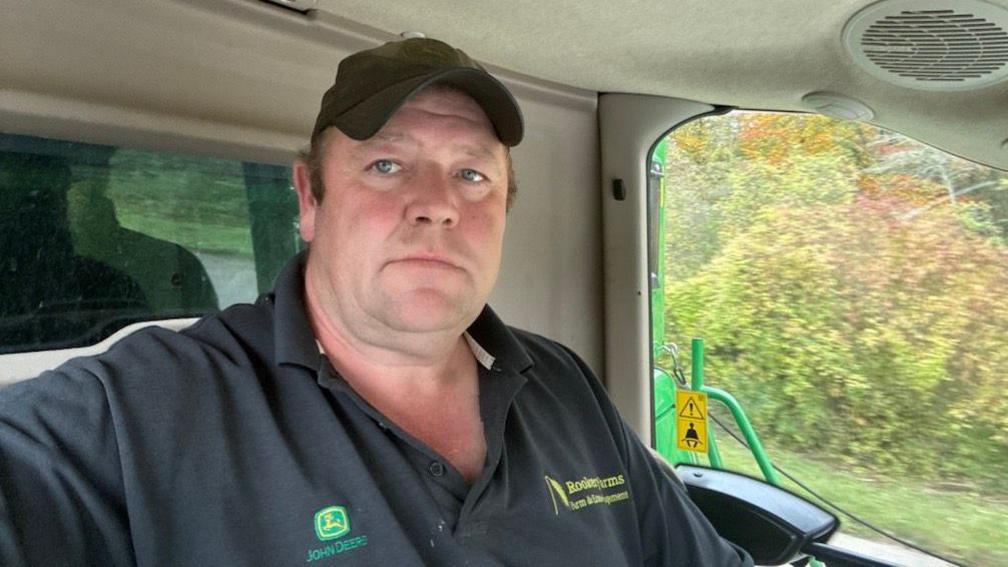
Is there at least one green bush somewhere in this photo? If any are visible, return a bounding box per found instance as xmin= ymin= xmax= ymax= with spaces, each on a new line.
xmin=661 ymin=114 xmax=1008 ymax=489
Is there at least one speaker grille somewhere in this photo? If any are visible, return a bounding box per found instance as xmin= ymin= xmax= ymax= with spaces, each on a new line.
xmin=844 ymin=1 xmax=1008 ymax=90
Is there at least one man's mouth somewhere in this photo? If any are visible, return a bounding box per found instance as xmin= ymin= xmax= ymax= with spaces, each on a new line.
xmin=390 ymin=254 xmax=462 ymax=270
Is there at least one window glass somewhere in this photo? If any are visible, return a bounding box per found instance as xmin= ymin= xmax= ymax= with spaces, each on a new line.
xmin=650 ymin=112 xmax=1007 ymax=566
xmin=0 ymin=133 xmax=300 ymax=354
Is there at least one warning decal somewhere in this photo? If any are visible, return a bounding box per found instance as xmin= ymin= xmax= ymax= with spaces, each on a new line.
xmin=676 ymin=391 xmax=708 ymax=454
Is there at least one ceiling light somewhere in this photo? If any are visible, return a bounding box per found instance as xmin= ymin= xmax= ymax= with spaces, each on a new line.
xmin=801 ymin=92 xmax=875 ymax=121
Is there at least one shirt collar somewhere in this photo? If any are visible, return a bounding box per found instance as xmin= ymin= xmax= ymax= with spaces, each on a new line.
xmin=463 ymin=332 xmax=495 ymax=370
xmin=273 ymin=251 xmax=322 ymax=370
xmin=465 ymin=305 xmax=534 ymax=375
xmin=272 ymin=251 xmax=534 ymax=375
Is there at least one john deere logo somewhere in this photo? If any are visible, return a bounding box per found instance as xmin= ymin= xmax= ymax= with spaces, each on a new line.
xmin=314 ymin=506 xmax=350 ymax=541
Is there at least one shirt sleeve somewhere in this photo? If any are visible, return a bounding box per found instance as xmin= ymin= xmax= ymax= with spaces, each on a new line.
xmin=560 ymin=344 xmax=754 ymax=567
xmin=0 ymin=367 xmax=135 ymax=566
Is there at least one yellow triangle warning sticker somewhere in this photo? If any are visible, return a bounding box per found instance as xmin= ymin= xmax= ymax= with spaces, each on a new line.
xmin=677 ymin=393 xmax=705 ymax=419
xmin=676 ymin=390 xmax=708 ymax=454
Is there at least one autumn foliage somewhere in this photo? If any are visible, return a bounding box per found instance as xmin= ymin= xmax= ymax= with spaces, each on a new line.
xmin=660 ymin=113 xmax=1008 ymax=485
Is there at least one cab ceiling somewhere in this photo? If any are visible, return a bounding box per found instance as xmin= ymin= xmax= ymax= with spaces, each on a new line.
xmin=315 ymin=0 xmax=1008 ymax=170
xmin=2 ymin=0 xmax=1007 ymax=169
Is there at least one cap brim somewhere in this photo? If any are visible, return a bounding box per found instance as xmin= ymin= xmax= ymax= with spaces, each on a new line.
xmin=333 ymin=67 xmax=524 ymax=146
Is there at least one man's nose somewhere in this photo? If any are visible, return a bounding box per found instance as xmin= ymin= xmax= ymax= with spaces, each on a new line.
xmin=405 ymin=173 xmax=459 ymax=228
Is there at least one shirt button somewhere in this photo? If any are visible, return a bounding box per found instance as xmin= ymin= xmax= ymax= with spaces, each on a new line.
xmin=429 ymin=461 xmax=445 ymax=477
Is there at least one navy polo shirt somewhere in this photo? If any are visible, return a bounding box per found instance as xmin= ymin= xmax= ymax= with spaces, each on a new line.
xmin=0 ymin=254 xmax=751 ymax=566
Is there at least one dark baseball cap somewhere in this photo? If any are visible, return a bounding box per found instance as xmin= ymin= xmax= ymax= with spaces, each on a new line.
xmin=311 ymin=37 xmax=524 ymax=146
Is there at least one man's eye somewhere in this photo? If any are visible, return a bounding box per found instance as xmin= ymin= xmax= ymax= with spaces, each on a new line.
xmin=370 ymin=159 xmax=401 ymax=174
xmin=459 ymin=169 xmax=486 ymax=183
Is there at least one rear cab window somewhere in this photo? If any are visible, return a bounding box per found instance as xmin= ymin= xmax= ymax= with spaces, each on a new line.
xmin=0 ymin=132 xmax=300 ymax=363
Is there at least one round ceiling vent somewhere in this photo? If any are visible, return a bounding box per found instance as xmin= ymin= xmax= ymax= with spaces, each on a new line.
xmin=843 ymin=0 xmax=1008 ymax=90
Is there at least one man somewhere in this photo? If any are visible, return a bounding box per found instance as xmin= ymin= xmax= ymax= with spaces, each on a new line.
xmin=0 ymin=38 xmax=751 ymax=566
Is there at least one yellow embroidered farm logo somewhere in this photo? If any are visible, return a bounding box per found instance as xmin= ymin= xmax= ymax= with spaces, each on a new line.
xmin=543 ymin=473 xmax=630 ymax=514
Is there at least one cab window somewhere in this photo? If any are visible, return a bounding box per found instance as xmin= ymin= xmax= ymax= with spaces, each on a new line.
xmin=649 ymin=111 xmax=1008 ymax=566
xmin=0 ymin=133 xmax=300 ymax=354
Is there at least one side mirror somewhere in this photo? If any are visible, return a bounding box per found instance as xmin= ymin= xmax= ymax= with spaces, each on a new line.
xmin=677 ymin=465 xmax=899 ymax=567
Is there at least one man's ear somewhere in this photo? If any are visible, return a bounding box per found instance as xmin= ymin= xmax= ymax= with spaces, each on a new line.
xmin=292 ymin=159 xmax=317 ymax=243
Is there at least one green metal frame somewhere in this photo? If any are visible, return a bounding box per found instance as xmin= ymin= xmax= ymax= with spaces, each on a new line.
xmin=648 ymin=140 xmax=778 ymax=485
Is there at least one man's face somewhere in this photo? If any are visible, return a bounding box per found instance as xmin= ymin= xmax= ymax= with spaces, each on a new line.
xmin=295 ymin=87 xmax=509 ymax=343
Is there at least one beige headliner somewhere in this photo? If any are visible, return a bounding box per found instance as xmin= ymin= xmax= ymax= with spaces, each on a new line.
xmin=317 ymin=0 xmax=1008 ymax=170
